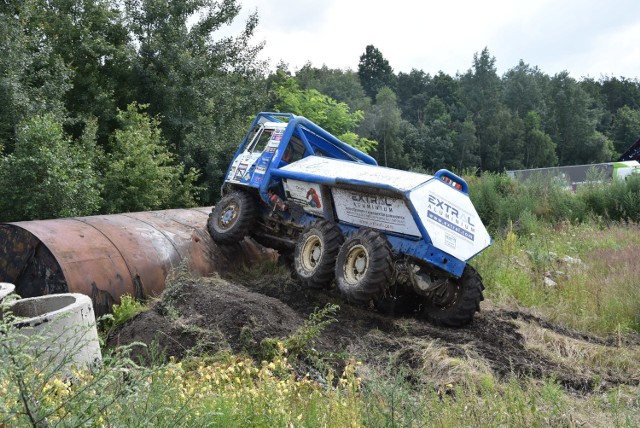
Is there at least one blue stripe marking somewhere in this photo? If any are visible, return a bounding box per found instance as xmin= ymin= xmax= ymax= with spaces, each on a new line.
xmin=427 ymin=211 xmax=475 ymax=241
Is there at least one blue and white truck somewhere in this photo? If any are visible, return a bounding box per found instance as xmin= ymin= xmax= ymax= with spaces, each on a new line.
xmin=208 ymin=112 xmax=492 ymax=326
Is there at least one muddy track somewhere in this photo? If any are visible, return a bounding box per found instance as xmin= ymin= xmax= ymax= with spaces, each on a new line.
xmin=108 ymin=267 xmax=640 ymax=394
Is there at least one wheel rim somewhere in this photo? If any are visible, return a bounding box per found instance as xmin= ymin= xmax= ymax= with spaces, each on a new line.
xmin=343 ymin=244 xmax=369 ymax=286
xmin=301 ymin=235 xmax=322 ymax=272
xmin=218 ymin=201 xmax=239 ymax=230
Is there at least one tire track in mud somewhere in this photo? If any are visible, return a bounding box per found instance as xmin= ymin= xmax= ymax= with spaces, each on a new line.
xmin=108 ymin=270 xmax=640 ymax=394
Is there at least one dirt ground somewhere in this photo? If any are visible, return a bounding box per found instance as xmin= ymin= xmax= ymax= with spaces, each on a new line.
xmin=107 ymin=245 xmax=640 ymax=394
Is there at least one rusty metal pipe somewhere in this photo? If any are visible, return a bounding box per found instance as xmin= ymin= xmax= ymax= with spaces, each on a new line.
xmin=0 ymin=207 xmax=225 ymax=315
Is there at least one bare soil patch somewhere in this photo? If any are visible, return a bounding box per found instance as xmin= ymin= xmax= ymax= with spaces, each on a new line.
xmin=107 ymin=250 xmax=640 ymax=394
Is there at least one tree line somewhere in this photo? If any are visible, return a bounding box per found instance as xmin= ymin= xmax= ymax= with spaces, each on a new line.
xmin=1 ymin=0 xmax=639 ymax=222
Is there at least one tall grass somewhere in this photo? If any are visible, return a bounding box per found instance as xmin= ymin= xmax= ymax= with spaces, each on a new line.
xmin=473 ymin=222 xmax=640 ymax=334
xmin=2 ymin=306 xmax=638 ymax=427
xmin=467 ymin=172 xmax=640 ymax=233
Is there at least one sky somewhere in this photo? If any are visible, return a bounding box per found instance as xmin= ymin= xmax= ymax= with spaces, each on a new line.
xmin=224 ymin=0 xmax=640 ymax=79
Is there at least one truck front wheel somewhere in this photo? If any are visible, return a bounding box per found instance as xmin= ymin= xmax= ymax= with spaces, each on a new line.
xmin=335 ymin=228 xmax=393 ymax=305
xmin=419 ymin=265 xmax=484 ymax=327
xmin=208 ymin=191 xmax=256 ymax=244
xmin=294 ymin=220 xmax=344 ymax=289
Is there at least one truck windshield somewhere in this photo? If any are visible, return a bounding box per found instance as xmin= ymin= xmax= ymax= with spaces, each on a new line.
xmin=247 ymin=127 xmax=275 ymax=153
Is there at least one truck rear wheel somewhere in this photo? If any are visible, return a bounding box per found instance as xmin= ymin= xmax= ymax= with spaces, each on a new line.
xmin=335 ymin=228 xmax=393 ymax=305
xmin=419 ymin=265 xmax=484 ymax=327
xmin=208 ymin=191 xmax=256 ymax=244
xmin=294 ymin=220 xmax=344 ymax=289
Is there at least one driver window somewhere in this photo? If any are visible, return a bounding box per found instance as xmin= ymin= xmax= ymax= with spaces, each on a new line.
xmin=287 ymin=136 xmax=305 ymax=162
xmin=249 ymin=128 xmax=273 ymax=153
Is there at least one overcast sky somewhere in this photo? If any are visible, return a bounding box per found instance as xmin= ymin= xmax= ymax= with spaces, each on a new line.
xmin=228 ymin=0 xmax=640 ymax=80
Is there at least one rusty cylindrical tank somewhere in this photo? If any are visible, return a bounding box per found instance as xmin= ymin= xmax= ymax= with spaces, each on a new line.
xmin=0 ymin=207 xmax=227 ymax=315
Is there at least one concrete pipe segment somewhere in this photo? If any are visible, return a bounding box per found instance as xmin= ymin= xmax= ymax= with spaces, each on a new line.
xmin=0 ymin=282 xmax=15 ymax=302
xmin=0 ymin=207 xmax=223 ymax=315
xmin=7 ymin=293 xmax=102 ymax=369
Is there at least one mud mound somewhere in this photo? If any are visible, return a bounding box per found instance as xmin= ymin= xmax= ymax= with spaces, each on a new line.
xmin=107 ymin=273 xmax=305 ymax=363
xmin=108 ymin=264 xmax=640 ymax=393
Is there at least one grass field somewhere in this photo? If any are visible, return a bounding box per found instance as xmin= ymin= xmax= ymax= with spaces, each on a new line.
xmin=2 ymin=221 xmax=639 ymax=427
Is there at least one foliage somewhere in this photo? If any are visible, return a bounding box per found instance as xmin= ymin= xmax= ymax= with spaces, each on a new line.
xmin=295 ymin=63 xmax=371 ymax=113
xmin=273 ymin=73 xmax=378 ymax=154
xmin=0 ymin=114 xmax=101 ymax=221
xmin=359 ymin=87 xmax=409 ymax=168
xmin=459 ymin=48 xmax=503 ymax=171
xmin=261 ymin=304 xmax=339 ymax=362
xmin=0 ymin=303 xmax=140 ymax=427
xmin=99 ymin=294 xmax=148 ymax=336
xmin=610 ymin=105 xmax=640 ymax=154
xmin=3 ymin=0 xmax=640 ymax=215
xmin=0 ymin=298 xmax=361 ymax=427
xmin=467 ymin=171 xmax=640 ymax=232
xmin=357 ymin=45 xmax=395 ymax=100
xmin=0 ymin=0 xmax=73 ymax=151
xmin=123 ymin=0 xmax=268 ymax=202
xmin=2 ymin=304 xmax=637 ymax=426
xmin=473 ymin=221 xmax=640 ymax=333
xmin=101 ymin=103 xmax=200 ymax=213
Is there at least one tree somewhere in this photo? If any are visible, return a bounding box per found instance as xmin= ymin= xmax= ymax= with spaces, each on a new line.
xmin=359 ymin=87 xmax=408 ymax=168
xmin=357 ymin=45 xmax=395 ymax=101
xmin=610 ymin=106 xmax=640 ymax=154
xmin=418 ymin=97 xmax=455 ymax=171
xmin=459 ymin=48 xmax=503 ymax=171
xmin=0 ymin=0 xmax=72 ymax=152
xmin=396 ymin=69 xmax=430 ymax=123
xmin=452 ymin=117 xmax=480 ymax=171
xmin=101 ymin=103 xmax=199 ymax=213
xmin=0 ymin=114 xmax=101 ymax=221
xmin=502 ymin=60 xmax=549 ymax=119
xmin=522 ymin=111 xmax=557 ymax=168
xmin=294 ymin=64 xmax=370 ymax=113
xmin=481 ymin=107 xmax=524 ymax=171
xmin=272 ymin=74 xmax=376 ymax=153
xmin=599 ymin=76 xmax=640 ymax=112
xmin=548 ymin=72 xmax=610 ymax=164
xmin=28 ymin=0 xmax=132 ymax=143
xmin=124 ymin=0 xmax=268 ymax=201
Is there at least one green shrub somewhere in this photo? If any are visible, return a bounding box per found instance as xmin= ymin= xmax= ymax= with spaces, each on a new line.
xmin=99 ymin=294 xmax=147 ymax=337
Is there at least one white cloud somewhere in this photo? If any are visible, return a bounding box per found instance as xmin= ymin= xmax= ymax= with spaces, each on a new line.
xmin=232 ymin=0 xmax=640 ymax=79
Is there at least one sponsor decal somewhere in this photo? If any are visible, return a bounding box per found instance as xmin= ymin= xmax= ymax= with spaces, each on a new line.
xmin=306 ymin=187 xmax=321 ymax=208
xmin=445 ymin=234 xmax=456 ymax=249
xmin=426 ymin=194 xmax=475 ymax=241
xmin=282 ymin=179 xmax=324 ymax=215
xmin=333 ymin=189 xmax=421 ymax=236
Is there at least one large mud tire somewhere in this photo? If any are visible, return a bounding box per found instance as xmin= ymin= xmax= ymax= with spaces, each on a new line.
xmin=208 ymin=191 xmax=256 ymax=244
xmin=420 ymin=265 xmax=484 ymax=327
xmin=294 ymin=220 xmax=344 ymax=289
xmin=335 ymin=228 xmax=393 ymax=305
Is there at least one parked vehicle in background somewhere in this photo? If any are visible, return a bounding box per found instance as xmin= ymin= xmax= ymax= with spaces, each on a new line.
xmin=507 ymin=160 xmax=640 ymax=192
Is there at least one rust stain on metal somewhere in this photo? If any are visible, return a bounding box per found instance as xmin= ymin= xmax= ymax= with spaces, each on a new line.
xmin=0 ymin=207 xmax=218 ymax=315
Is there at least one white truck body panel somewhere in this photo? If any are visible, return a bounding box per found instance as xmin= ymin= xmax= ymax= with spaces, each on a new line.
xmin=282 ymin=156 xmax=492 ymax=262
xmin=280 ymin=156 xmax=432 ymax=192
xmin=332 ymin=188 xmax=422 ymax=237
xmin=410 ymin=180 xmax=492 ymax=261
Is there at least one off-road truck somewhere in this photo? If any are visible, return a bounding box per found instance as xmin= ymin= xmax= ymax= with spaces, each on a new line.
xmin=208 ymin=112 xmax=492 ymax=326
